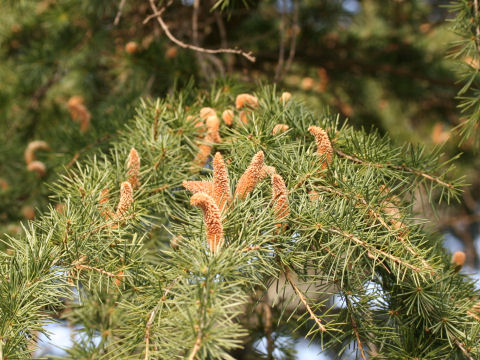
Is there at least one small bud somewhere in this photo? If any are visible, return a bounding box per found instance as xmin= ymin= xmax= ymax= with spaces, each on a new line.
xmin=0 ymin=178 xmax=9 ymax=191
xmin=125 ymin=41 xmax=139 ymax=54
xmin=222 ymin=110 xmax=234 ymax=126
xmin=193 ymin=135 xmax=213 ymax=168
xmin=301 ymin=77 xmax=315 ymax=91
xmin=239 ymin=110 xmax=248 ymax=124
xmin=206 ymin=115 xmax=222 ymax=143
xmin=452 ymin=251 xmax=466 ymax=270
xmin=271 ymin=174 xmax=289 ymax=229
xmin=280 ymin=92 xmax=291 ymax=104
xmin=165 ymin=46 xmax=178 ymax=59
xmin=235 ymin=93 xmax=259 ymax=109
xmin=272 ymin=124 xmax=289 ymax=135
xmin=22 ymin=205 xmax=35 ymax=220
xmin=67 ymin=96 xmax=91 ymax=133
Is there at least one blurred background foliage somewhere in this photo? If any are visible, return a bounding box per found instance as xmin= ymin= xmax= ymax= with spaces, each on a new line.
xmin=1 ymin=0 xmax=480 ymax=266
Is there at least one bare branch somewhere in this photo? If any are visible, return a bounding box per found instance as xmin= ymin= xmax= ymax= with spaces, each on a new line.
xmin=146 ymin=0 xmax=256 ymax=62
xmin=114 ymin=0 xmax=127 ymax=25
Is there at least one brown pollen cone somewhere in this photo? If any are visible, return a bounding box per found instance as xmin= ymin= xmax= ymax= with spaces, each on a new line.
xmin=308 ymin=126 xmax=333 ymax=169
xmin=127 ymin=148 xmax=140 ymax=188
xmin=271 ymin=174 xmax=289 ymax=228
xmin=99 ymin=188 xmax=113 ymax=219
xmin=260 ymin=165 xmax=276 ymax=180
xmin=206 ymin=115 xmax=222 ymax=143
xmin=183 ymin=180 xmax=214 ymax=197
xmin=236 ymin=93 xmax=259 ymax=109
xmin=116 ymin=181 xmax=133 ymax=217
xmin=24 ymin=140 xmax=50 ymax=165
xmin=222 ymin=110 xmax=234 ymax=126
xmin=200 ymin=107 xmax=216 ymax=120
xmin=452 ymin=251 xmax=466 ymax=271
xmin=213 ymin=152 xmax=231 ymax=211
xmin=272 ymin=124 xmax=289 ymax=135
xmin=234 ymin=151 xmax=265 ymax=199
xmin=193 ymin=134 xmax=213 ymax=168
xmin=27 ymin=161 xmax=46 ymax=177
xmin=190 ymin=192 xmax=224 ymax=253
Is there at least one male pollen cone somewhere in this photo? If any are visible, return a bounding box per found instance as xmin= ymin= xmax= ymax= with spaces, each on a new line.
xmin=280 ymin=92 xmax=291 ymax=104
xmin=190 ymin=192 xmax=224 ymax=253
xmin=116 ymin=181 xmax=133 ymax=217
xmin=127 ymin=148 xmax=140 ymax=188
xmin=24 ymin=140 xmax=50 ymax=164
xmin=260 ymin=165 xmax=276 ymax=180
xmin=27 ymin=161 xmax=47 ymax=177
xmin=272 ymin=124 xmax=289 ymax=135
xmin=213 ymin=152 xmax=231 ymax=211
xmin=272 ymin=173 xmax=289 ymax=223
xmin=200 ymin=107 xmax=216 ymax=120
xmin=206 ymin=115 xmax=222 ymax=143
xmin=193 ymin=135 xmax=213 ymax=167
xmin=183 ymin=180 xmax=214 ymax=197
xmin=234 ymin=151 xmax=265 ymax=199
xmin=308 ymin=125 xmax=333 ymax=169
xmin=236 ymin=93 xmax=259 ymax=109
xmin=452 ymin=251 xmax=466 ymax=270
xmin=222 ymin=110 xmax=234 ymax=126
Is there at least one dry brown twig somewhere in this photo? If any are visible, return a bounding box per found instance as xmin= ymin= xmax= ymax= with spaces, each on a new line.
xmin=147 ymin=0 xmax=256 ymax=62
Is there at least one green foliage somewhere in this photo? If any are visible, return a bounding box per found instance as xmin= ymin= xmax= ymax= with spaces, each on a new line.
xmin=0 ymin=86 xmax=477 ymax=359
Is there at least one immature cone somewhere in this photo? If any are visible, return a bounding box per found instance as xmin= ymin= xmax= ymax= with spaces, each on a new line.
xmin=183 ymin=180 xmax=214 ymax=197
xmin=271 ymin=174 xmax=289 ymax=228
xmin=272 ymin=124 xmax=289 ymax=135
xmin=27 ymin=161 xmax=47 ymax=177
xmin=206 ymin=115 xmax=222 ymax=143
xmin=193 ymin=135 xmax=213 ymax=168
xmin=98 ymin=188 xmax=113 ymax=219
xmin=213 ymin=152 xmax=231 ymax=211
xmin=452 ymin=251 xmax=466 ymax=271
xmin=67 ymin=96 xmax=91 ymax=133
xmin=222 ymin=110 xmax=234 ymax=126
xmin=200 ymin=107 xmax=216 ymax=120
xmin=125 ymin=41 xmax=139 ymax=54
xmin=127 ymin=148 xmax=140 ymax=188
xmin=116 ymin=182 xmax=133 ymax=217
xmin=22 ymin=205 xmax=35 ymax=220
xmin=234 ymin=151 xmax=265 ymax=199
xmin=280 ymin=92 xmax=291 ymax=104
xmin=24 ymin=140 xmax=50 ymax=165
xmin=165 ymin=46 xmax=178 ymax=59
xmin=190 ymin=192 xmax=224 ymax=253
xmin=239 ymin=110 xmax=248 ymax=124
xmin=236 ymin=93 xmax=259 ymax=109
xmin=308 ymin=126 xmax=333 ymax=169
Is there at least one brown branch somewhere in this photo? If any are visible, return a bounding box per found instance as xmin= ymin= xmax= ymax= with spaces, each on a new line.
xmin=284 ymin=267 xmax=326 ymax=332
xmin=282 ymin=0 xmax=299 ymax=77
xmin=274 ymin=0 xmax=287 ymax=81
xmin=334 ymin=148 xmax=454 ymax=190
xmin=454 ymin=338 xmax=474 ymax=360
xmin=187 ymin=331 xmax=203 ymax=360
xmin=147 ymin=0 xmax=256 ymax=62
xmin=323 ymin=227 xmax=422 ymax=272
xmin=474 ymin=0 xmax=480 ymax=57
xmin=344 ymin=296 xmax=367 ymax=360
xmin=113 ymin=0 xmax=127 ymax=25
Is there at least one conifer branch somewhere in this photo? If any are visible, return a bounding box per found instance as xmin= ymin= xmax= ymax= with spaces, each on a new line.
xmin=334 ymin=148 xmax=455 ymax=190
xmin=284 ymin=267 xmax=326 ymax=332
xmin=322 ymin=227 xmax=423 ymax=272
